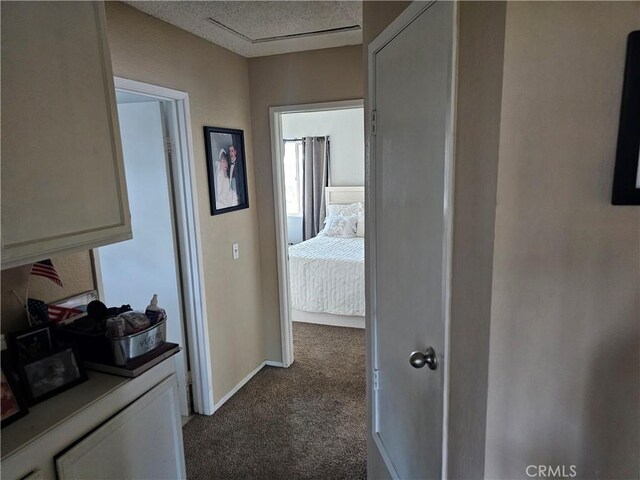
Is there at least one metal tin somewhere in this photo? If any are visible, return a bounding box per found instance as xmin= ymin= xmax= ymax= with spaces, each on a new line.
xmin=106 ymin=316 xmax=126 ymax=338
xmin=110 ymin=318 xmax=166 ymax=365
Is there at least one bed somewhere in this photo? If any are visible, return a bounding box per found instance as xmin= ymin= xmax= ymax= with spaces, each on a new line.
xmin=288 ymin=187 xmax=365 ymax=329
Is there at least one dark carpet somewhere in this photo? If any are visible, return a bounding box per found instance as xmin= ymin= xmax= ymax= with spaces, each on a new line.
xmin=183 ymin=322 xmax=366 ymax=480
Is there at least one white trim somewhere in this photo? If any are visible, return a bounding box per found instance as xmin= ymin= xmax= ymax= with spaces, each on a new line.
xmin=292 ymin=310 xmax=365 ymax=329
xmin=269 ymin=99 xmax=364 ymax=368
xmin=109 ymin=77 xmax=214 ymax=416
xmin=212 ymin=362 xmax=266 ymax=412
xmin=265 ymin=360 xmax=286 ymax=368
xmin=91 ymin=249 xmax=106 ymax=302
xmin=367 ymin=1 xmax=455 ymax=479
xmin=271 ymin=99 xmax=364 ymax=116
xmin=115 ymin=77 xmax=189 ymax=102
xmin=441 ymin=3 xmax=459 ymax=477
xmin=269 ymin=110 xmax=293 ymax=367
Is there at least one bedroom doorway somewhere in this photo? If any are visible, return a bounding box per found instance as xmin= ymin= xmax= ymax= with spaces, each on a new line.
xmin=269 ymin=100 xmax=365 ymax=366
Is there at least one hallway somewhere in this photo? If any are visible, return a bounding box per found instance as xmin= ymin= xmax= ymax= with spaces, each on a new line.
xmin=183 ymin=323 xmax=366 ymax=479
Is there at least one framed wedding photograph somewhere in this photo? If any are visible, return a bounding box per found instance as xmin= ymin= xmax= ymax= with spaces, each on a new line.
xmin=20 ymin=347 xmax=87 ymax=405
xmin=1 ymin=368 xmax=28 ymax=428
xmin=204 ymin=126 xmax=249 ymax=215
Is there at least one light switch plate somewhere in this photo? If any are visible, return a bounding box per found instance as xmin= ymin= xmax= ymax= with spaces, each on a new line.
xmin=232 ymin=243 xmax=239 ymax=260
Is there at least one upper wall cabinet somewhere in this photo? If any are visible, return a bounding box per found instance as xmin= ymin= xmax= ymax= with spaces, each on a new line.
xmin=1 ymin=1 xmax=131 ymax=269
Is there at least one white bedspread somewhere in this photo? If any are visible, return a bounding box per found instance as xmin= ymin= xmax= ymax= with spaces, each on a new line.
xmin=288 ymin=236 xmax=365 ymax=316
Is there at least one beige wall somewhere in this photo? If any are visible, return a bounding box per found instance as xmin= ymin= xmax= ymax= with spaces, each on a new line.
xmin=447 ymin=2 xmax=506 ymax=478
xmin=485 ymin=2 xmax=640 ymax=479
xmin=248 ymin=46 xmax=363 ymax=361
xmin=105 ymin=2 xmax=265 ymax=404
xmin=362 ymin=1 xmax=411 ymax=47
xmin=1 ymin=252 xmax=95 ymax=334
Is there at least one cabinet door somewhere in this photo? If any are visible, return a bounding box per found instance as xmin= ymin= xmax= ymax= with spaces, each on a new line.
xmin=55 ymin=374 xmax=186 ymax=480
xmin=1 ymin=2 xmax=131 ymax=269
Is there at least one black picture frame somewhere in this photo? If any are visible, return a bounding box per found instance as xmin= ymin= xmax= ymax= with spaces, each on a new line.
xmin=1 ymin=367 xmax=29 ymax=428
xmin=612 ymin=30 xmax=640 ymax=205
xmin=18 ymin=346 xmax=88 ymax=406
xmin=204 ymin=126 xmax=250 ymax=215
xmin=11 ymin=324 xmax=54 ymax=363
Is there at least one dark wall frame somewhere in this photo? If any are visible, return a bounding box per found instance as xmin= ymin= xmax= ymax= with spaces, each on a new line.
xmin=203 ymin=126 xmax=250 ymax=215
xmin=612 ymin=30 xmax=640 ymax=205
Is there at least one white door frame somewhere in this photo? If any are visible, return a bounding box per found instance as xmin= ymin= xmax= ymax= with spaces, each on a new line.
xmin=103 ymin=77 xmax=214 ymax=415
xmin=367 ymin=1 xmax=457 ymax=478
xmin=269 ymin=99 xmax=364 ymax=367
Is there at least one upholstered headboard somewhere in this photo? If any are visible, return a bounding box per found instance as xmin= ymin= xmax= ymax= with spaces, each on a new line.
xmin=325 ymin=186 xmax=364 ymax=211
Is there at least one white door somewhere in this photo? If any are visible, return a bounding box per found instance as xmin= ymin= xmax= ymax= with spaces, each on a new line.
xmin=95 ymin=100 xmax=190 ymax=416
xmin=369 ymin=2 xmax=455 ymax=478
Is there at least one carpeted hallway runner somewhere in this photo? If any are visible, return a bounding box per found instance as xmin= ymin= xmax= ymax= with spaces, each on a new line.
xmin=183 ymin=322 xmax=366 ymax=479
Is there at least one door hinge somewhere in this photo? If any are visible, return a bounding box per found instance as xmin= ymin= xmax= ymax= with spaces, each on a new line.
xmin=186 ymin=371 xmax=193 ymax=386
xmin=373 ymin=369 xmax=380 ymax=391
xmin=164 ymin=136 xmax=174 ymax=155
xmin=370 ymin=110 xmax=377 ymax=136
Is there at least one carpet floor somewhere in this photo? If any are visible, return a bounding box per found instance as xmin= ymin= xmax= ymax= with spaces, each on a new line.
xmin=183 ymin=322 xmax=366 ymax=480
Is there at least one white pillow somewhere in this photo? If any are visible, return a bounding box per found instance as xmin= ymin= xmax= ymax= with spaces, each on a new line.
xmin=356 ymin=212 xmax=365 ymax=238
xmin=326 ymin=202 xmax=363 ymax=218
xmin=319 ymin=215 xmax=358 ymax=238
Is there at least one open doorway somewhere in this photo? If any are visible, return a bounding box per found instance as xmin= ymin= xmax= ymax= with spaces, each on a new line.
xmin=183 ymin=99 xmax=368 ymax=478
xmin=92 ymin=78 xmax=213 ymax=417
xmin=270 ymin=100 xmax=365 ymax=365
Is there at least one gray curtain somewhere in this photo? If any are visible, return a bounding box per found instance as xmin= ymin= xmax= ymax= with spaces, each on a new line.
xmin=302 ymin=136 xmax=330 ymax=240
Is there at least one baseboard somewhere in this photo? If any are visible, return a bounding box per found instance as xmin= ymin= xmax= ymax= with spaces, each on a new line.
xmin=212 ymin=361 xmax=265 ymax=413
xmin=292 ymin=308 xmax=365 ymax=329
xmin=265 ymin=360 xmax=286 ymax=367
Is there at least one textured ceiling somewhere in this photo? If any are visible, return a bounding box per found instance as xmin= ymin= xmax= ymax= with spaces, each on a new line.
xmin=125 ymin=1 xmax=362 ymax=58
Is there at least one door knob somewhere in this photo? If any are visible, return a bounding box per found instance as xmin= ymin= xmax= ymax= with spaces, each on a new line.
xmin=409 ymin=347 xmax=437 ymax=370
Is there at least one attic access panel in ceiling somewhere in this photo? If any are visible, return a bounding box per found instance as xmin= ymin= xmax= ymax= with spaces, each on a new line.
xmin=124 ymin=1 xmax=363 ymax=58
xmin=205 ymin=1 xmax=360 ymax=43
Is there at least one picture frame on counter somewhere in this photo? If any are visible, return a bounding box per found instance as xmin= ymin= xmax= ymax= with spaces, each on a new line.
xmin=19 ymin=346 xmax=88 ymax=405
xmin=12 ymin=324 xmax=54 ymax=363
xmin=1 ymin=367 xmax=29 ymax=428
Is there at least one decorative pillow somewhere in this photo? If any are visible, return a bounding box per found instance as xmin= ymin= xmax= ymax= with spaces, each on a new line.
xmin=319 ymin=215 xmax=358 ymax=238
xmin=326 ymin=202 xmax=363 ymax=218
xmin=356 ymin=212 xmax=365 ymax=238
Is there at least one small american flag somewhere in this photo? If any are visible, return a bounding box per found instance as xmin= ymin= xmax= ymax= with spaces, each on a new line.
xmin=48 ymin=304 xmax=83 ymax=323
xmin=27 ymin=298 xmax=82 ymax=324
xmin=27 ymin=298 xmax=49 ymax=324
xmin=30 ymin=259 xmax=63 ymax=287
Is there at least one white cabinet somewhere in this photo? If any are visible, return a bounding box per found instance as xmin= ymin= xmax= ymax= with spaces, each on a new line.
xmin=56 ymin=376 xmax=185 ymax=480
xmin=1 ymin=1 xmax=131 ymax=269
xmin=1 ymin=358 xmax=185 ymax=480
